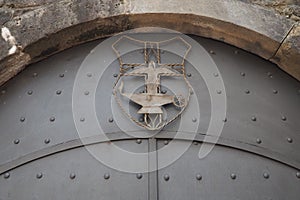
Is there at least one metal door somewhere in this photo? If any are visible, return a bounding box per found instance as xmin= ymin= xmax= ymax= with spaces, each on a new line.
xmin=0 ymin=32 xmax=299 ymax=200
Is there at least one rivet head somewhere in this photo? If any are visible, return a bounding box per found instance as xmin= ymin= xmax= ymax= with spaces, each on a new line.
xmin=84 ymin=91 xmax=89 ymax=95
xmin=281 ymin=116 xmax=287 ymax=121
xmin=163 ymin=174 xmax=170 ymax=181
xmin=13 ymin=139 xmax=20 ymax=144
xmin=267 ymin=72 xmax=273 ymax=78
xmin=251 ymin=116 xmax=257 ymax=121
xmin=296 ymin=172 xmax=300 ymax=178
xmin=256 ymin=138 xmax=262 ymax=144
xmin=59 ymin=73 xmax=64 ymax=78
xmin=192 ymin=117 xmax=197 ymax=123
xmin=240 ymin=72 xmax=245 ymax=77
xmin=108 ymin=118 xmax=114 ymax=123
xmin=287 ymin=137 xmax=293 ymax=143
xmin=193 ymin=141 xmax=199 ymax=145
xmin=164 ymin=140 xmax=169 ymax=145
xmin=80 ymin=117 xmax=85 ymax=122
xmin=138 ymin=117 xmax=144 ymax=122
xmin=56 ymin=90 xmax=62 ymax=95
xmin=36 ymin=173 xmax=43 ymax=179
xmin=187 ymin=73 xmax=192 ymax=77
xmin=113 ymin=73 xmax=118 ymax=78
xmin=223 ymin=118 xmax=227 ymax=123
xmin=87 ymin=73 xmax=92 ymax=77
xmin=217 ymin=90 xmax=222 ymax=94
xmin=213 ymin=73 xmax=219 ymax=77
xmin=273 ymin=90 xmax=278 ymax=94
xmin=209 ymin=50 xmax=215 ymax=54
xmin=263 ymin=172 xmax=269 ymax=179
xmin=44 ymin=138 xmax=50 ymax=144
xmin=136 ymin=139 xmax=142 ymax=144
xmin=234 ymin=50 xmax=239 ymax=54
xmin=136 ymin=173 xmax=143 ymax=179
xmin=230 ymin=173 xmax=237 ymax=180
xmin=27 ymin=90 xmax=33 ymax=95
xmin=196 ymin=174 xmax=202 ymax=181
xmin=20 ymin=117 xmax=25 ymax=122
xmin=1 ymin=89 xmax=6 ymax=94
xmin=104 ymin=173 xmax=110 ymax=180
xmin=161 ymin=90 xmax=167 ymax=94
xmin=70 ymin=173 xmax=76 ymax=179
xmin=49 ymin=117 xmax=55 ymax=122
xmin=32 ymin=72 xmax=38 ymax=77
xmin=3 ymin=172 xmax=10 ymax=179
xmin=245 ymin=90 xmax=250 ymax=94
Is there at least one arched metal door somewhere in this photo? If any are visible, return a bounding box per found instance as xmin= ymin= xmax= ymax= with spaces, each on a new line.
xmin=0 ymin=33 xmax=299 ymax=200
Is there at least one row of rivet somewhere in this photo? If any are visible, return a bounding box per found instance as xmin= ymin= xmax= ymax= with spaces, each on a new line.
xmin=2 ymin=172 xmax=144 ymax=180
xmin=160 ymin=172 xmax=300 ymax=181
xmin=13 ymin=138 xmax=51 ymax=145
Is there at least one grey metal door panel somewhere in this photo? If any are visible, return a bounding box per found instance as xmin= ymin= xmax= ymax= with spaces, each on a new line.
xmin=0 ymin=140 xmax=148 ymax=200
xmin=157 ymin=140 xmax=300 ymax=200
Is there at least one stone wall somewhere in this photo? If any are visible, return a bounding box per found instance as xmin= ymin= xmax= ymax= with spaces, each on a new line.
xmin=0 ymin=0 xmax=299 ymax=85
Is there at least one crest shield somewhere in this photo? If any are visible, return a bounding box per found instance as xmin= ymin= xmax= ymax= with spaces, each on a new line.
xmin=113 ymin=36 xmax=192 ymax=130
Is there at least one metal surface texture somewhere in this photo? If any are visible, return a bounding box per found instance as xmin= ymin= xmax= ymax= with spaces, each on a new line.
xmin=0 ymin=33 xmax=299 ymax=199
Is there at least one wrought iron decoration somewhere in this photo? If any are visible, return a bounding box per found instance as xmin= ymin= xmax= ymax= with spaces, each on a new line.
xmin=112 ymin=36 xmax=193 ymax=130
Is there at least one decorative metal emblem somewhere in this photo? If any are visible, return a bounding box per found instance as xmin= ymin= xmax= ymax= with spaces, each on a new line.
xmin=113 ymin=36 xmax=192 ymax=130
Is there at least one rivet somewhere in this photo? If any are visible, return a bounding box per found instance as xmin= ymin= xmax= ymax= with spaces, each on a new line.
xmin=287 ymin=137 xmax=293 ymax=143
xmin=113 ymin=73 xmax=118 ymax=78
xmin=273 ymin=90 xmax=278 ymax=94
xmin=87 ymin=73 xmax=92 ymax=77
xmin=230 ymin=173 xmax=237 ymax=180
xmin=108 ymin=118 xmax=114 ymax=123
xmin=251 ymin=116 xmax=257 ymax=121
xmin=245 ymin=90 xmax=250 ymax=94
xmin=70 ymin=173 xmax=76 ymax=179
xmin=267 ymin=72 xmax=273 ymax=78
xmin=32 ymin=72 xmax=38 ymax=77
xmin=136 ymin=173 xmax=143 ymax=179
xmin=164 ymin=140 xmax=169 ymax=145
xmin=209 ymin=50 xmax=215 ymax=54
xmin=139 ymin=90 xmax=145 ymax=94
xmin=196 ymin=174 xmax=202 ymax=181
xmin=223 ymin=118 xmax=227 ymax=122
xmin=256 ymin=138 xmax=262 ymax=144
xmin=187 ymin=73 xmax=192 ymax=77
xmin=263 ymin=172 xmax=269 ymax=179
xmin=104 ymin=173 xmax=110 ymax=180
xmin=136 ymin=139 xmax=142 ymax=144
xmin=163 ymin=174 xmax=170 ymax=181
xmin=27 ymin=90 xmax=33 ymax=95
xmin=44 ymin=138 xmax=50 ymax=144
xmin=240 ymin=72 xmax=245 ymax=77
xmin=1 ymin=89 xmax=6 ymax=94
xmin=56 ymin=90 xmax=62 ymax=95
xmin=192 ymin=117 xmax=197 ymax=123
xmin=190 ymin=90 xmax=194 ymax=95
xmin=161 ymin=90 xmax=167 ymax=94
xmin=217 ymin=90 xmax=222 ymax=94
xmin=50 ymin=117 xmax=55 ymax=122
xmin=281 ymin=116 xmax=287 ymax=121
xmin=213 ymin=73 xmax=219 ymax=77
xmin=296 ymin=172 xmax=300 ymax=178
xmin=80 ymin=117 xmax=85 ymax=122
xmin=59 ymin=73 xmax=64 ymax=78
xmin=13 ymin=139 xmax=20 ymax=144
xmin=193 ymin=141 xmax=199 ymax=145
xmin=234 ymin=50 xmax=239 ymax=54
xmin=3 ymin=172 xmax=10 ymax=179
xmin=84 ymin=91 xmax=90 ymax=95
xmin=36 ymin=173 xmax=43 ymax=179
xmin=20 ymin=117 xmax=25 ymax=122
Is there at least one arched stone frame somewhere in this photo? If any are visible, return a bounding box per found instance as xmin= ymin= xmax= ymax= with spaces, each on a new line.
xmin=0 ymin=0 xmax=299 ymax=86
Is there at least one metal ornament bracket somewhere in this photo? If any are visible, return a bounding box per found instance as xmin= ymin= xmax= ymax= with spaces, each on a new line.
xmin=112 ymin=36 xmax=193 ymax=130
